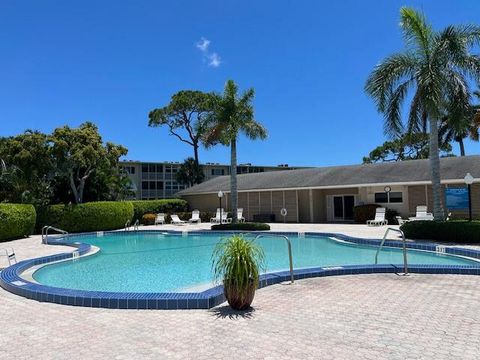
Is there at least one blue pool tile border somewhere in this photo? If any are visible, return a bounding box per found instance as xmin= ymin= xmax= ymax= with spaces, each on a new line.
xmin=1 ymin=229 xmax=480 ymax=310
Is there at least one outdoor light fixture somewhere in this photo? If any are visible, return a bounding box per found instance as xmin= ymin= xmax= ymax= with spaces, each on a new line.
xmin=218 ymin=191 xmax=224 ymax=224
xmin=384 ymin=186 xmax=392 ymax=193
xmin=464 ymin=173 xmax=474 ymax=221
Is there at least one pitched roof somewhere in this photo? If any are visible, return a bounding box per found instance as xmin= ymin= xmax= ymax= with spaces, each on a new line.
xmin=178 ymin=155 xmax=480 ymax=195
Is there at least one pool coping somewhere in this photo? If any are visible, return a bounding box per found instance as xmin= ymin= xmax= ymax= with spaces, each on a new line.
xmin=1 ymin=230 xmax=480 ymax=310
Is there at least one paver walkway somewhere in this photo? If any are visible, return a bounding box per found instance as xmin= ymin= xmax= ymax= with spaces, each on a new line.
xmin=0 ymin=274 xmax=479 ymax=359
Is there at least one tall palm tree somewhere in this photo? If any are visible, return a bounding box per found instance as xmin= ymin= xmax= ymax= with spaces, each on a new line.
xmin=205 ymin=80 xmax=267 ymax=223
xmin=365 ymin=7 xmax=480 ymax=220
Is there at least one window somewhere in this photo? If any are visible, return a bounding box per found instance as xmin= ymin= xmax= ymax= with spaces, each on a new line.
xmin=142 ymin=164 xmax=149 ymax=173
xmin=374 ymin=192 xmax=388 ymax=203
xmin=149 ymin=181 xmax=156 ymax=190
xmin=149 ymin=164 xmax=156 ymax=173
xmin=156 ymin=181 xmax=164 ymax=190
xmin=374 ymin=191 xmax=403 ymax=203
xmin=142 ymin=181 xmax=148 ymax=190
xmin=389 ymin=192 xmax=403 ymax=203
xmin=211 ymin=168 xmax=225 ymax=176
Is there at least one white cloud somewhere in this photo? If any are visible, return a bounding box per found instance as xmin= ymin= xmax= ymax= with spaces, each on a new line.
xmin=196 ymin=37 xmax=210 ymax=53
xmin=195 ymin=37 xmax=221 ymax=68
xmin=208 ymin=53 xmax=221 ymax=67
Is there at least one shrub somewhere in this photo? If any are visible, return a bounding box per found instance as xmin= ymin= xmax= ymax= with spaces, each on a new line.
xmin=36 ymin=201 xmax=134 ymax=233
xmin=401 ymin=220 xmax=480 ymax=243
xmin=131 ymin=199 xmax=189 ymax=222
xmin=141 ymin=213 xmax=156 ymax=225
xmin=353 ymin=204 xmax=398 ymax=224
xmin=211 ymin=222 xmax=270 ymax=231
xmin=0 ymin=203 xmax=36 ymax=241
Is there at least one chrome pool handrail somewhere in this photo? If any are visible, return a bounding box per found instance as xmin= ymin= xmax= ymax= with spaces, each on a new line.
xmin=375 ymin=227 xmax=408 ymax=275
xmin=254 ymin=234 xmax=294 ymax=284
xmin=42 ymin=226 xmax=69 ymax=244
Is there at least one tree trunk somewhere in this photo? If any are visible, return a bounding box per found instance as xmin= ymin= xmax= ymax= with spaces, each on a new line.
xmin=193 ymin=141 xmax=200 ymax=165
xmin=230 ymin=138 xmax=238 ymax=223
xmin=457 ymin=138 xmax=465 ymax=156
xmin=78 ymin=178 xmax=86 ymax=203
xmin=69 ymin=172 xmax=80 ymax=204
xmin=429 ymin=118 xmax=445 ymax=220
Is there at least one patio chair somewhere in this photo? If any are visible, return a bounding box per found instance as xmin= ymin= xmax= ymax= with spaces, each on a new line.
xmin=170 ymin=214 xmax=187 ymax=225
xmin=210 ymin=208 xmax=222 ymax=224
xmin=409 ymin=205 xmax=434 ymax=221
xmin=155 ymin=213 xmax=165 ymax=225
xmin=237 ymin=208 xmax=245 ymax=223
xmin=395 ymin=216 xmax=407 ymax=226
xmin=367 ymin=207 xmax=388 ymax=226
xmin=189 ymin=210 xmax=201 ymax=224
xmin=221 ymin=213 xmax=232 ymax=224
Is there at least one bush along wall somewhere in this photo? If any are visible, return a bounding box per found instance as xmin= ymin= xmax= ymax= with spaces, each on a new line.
xmin=401 ymin=220 xmax=480 ymax=243
xmin=0 ymin=203 xmax=36 ymax=241
xmin=36 ymin=201 xmax=134 ymax=233
xmin=211 ymin=222 xmax=271 ymax=231
xmin=131 ymin=199 xmax=189 ymax=222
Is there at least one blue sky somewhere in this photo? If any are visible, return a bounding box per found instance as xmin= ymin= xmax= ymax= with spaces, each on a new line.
xmin=1 ymin=0 xmax=480 ymax=167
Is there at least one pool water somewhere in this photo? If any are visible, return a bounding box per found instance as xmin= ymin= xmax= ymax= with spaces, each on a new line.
xmin=33 ymin=233 xmax=478 ymax=293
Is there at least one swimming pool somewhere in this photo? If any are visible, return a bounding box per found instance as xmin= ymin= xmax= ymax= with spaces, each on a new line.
xmin=2 ymin=230 xmax=480 ymax=309
xmin=33 ymin=232 xmax=478 ymax=293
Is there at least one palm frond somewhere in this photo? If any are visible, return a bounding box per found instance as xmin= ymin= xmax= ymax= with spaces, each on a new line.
xmin=400 ymin=7 xmax=433 ymax=57
xmin=365 ymin=53 xmax=418 ymax=112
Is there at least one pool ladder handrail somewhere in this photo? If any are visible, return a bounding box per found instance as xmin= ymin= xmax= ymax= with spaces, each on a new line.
xmin=125 ymin=220 xmax=131 ymax=231
xmin=254 ymin=234 xmax=294 ymax=284
xmin=41 ymin=226 xmax=69 ymax=244
xmin=0 ymin=247 xmax=17 ymax=266
xmin=375 ymin=227 xmax=408 ymax=275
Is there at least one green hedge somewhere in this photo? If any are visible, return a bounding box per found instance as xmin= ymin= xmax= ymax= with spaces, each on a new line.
xmin=36 ymin=201 xmax=134 ymax=233
xmin=353 ymin=204 xmax=398 ymax=224
xmin=131 ymin=199 xmax=189 ymax=222
xmin=0 ymin=203 xmax=36 ymax=241
xmin=211 ymin=222 xmax=270 ymax=231
xmin=401 ymin=220 xmax=480 ymax=243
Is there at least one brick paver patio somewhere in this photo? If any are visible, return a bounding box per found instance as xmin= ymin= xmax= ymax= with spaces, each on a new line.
xmin=1 ymin=224 xmax=479 ymax=359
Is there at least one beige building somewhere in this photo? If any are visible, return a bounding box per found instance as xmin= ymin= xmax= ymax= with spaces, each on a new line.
xmin=120 ymin=160 xmax=305 ymax=200
xmin=178 ymin=156 xmax=480 ymax=222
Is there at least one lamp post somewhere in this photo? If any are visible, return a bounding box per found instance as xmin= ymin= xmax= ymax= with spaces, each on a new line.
xmin=464 ymin=173 xmax=474 ymax=222
xmin=218 ymin=191 xmax=224 ymax=223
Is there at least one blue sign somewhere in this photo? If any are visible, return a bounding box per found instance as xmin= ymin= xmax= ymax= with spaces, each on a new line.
xmin=445 ymin=188 xmax=469 ymax=210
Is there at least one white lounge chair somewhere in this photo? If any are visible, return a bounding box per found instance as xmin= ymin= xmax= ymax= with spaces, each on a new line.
xmin=395 ymin=216 xmax=407 ymax=226
xmin=221 ymin=213 xmax=232 ymax=224
xmin=155 ymin=213 xmax=165 ymax=225
xmin=210 ymin=208 xmax=222 ymax=224
xmin=409 ymin=205 xmax=434 ymax=221
xmin=170 ymin=214 xmax=187 ymax=225
xmin=237 ymin=208 xmax=245 ymax=223
xmin=367 ymin=207 xmax=388 ymax=226
xmin=189 ymin=210 xmax=201 ymax=224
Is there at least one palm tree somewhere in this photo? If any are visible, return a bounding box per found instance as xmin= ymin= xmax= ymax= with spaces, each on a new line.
xmin=365 ymin=7 xmax=480 ymax=220
xmin=440 ymin=90 xmax=480 ymax=156
xmin=205 ymin=80 xmax=267 ymax=223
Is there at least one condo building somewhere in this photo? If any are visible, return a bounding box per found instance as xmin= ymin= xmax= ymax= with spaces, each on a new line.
xmin=120 ymin=160 xmax=303 ymax=200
